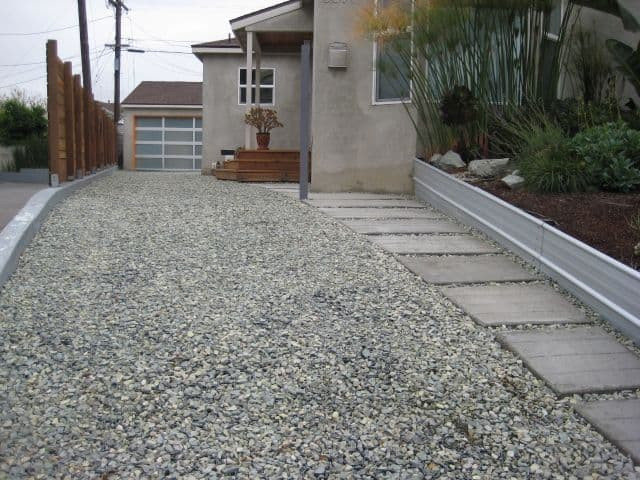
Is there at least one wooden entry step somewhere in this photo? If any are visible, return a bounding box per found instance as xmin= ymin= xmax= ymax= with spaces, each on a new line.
xmin=213 ymin=149 xmax=310 ymax=183
xmin=214 ymin=169 xmax=300 ymax=182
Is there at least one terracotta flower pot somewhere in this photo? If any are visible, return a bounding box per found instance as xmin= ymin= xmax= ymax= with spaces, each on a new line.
xmin=256 ymin=132 xmax=270 ymax=150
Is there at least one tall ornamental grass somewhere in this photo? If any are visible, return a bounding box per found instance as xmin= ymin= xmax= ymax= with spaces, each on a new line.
xmin=358 ymin=0 xmax=577 ymax=155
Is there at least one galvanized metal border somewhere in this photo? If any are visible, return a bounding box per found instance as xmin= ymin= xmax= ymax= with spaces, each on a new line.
xmin=413 ymin=159 xmax=640 ymax=344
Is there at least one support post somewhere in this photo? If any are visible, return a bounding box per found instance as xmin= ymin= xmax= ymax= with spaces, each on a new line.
xmin=245 ymin=32 xmax=254 ymax=150
xmin=77 ymin=0 xmax=92 ymax=95
xmin=63 ymin=61 xmax=76 ymax=180
xmin=114 ymin=0 xmax=123 ymax=168
xmin=299 ymin=40 xmax=311 ymax=200
xmin=46 ymin=40 xmax=60 ymax=184
xmin=73 ymin=74 xmax=84 ymax=178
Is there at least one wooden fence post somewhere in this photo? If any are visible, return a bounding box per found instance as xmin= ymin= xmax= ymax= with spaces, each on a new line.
xmin=73 ymin=74 xmax=84 ymax=177
xmin=63 ymin=61 xmax=75 ymax=181
xmin=46 ymin=40 xmax=62 ymax=183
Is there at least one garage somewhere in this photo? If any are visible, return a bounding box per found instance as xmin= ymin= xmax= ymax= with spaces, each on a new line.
xmin=135 ymin=116 xmax=202 ymax=171
xmin=121 ymin=81 xmax=204 ymax=172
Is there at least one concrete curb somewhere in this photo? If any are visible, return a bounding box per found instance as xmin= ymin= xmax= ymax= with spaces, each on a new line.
xmin=0 ymin=167 xmax=116 ymax=289
xmin=413 ymin=158 xmax=640 ymax=345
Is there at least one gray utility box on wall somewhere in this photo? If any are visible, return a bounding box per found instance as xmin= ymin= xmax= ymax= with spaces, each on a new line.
xmin=328 ymin=42 xmax=349 ymax=68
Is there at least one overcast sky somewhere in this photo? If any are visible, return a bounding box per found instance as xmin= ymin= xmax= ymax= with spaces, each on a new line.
xmin=0 ymin=0 xmax=276 ymax=104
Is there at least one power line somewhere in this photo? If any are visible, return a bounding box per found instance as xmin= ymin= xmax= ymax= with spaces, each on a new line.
xmin=0 ymin=15 xmax=112 ymax=36
xmin=0 ymin=48 xmax=103 ymax=67
xmin=0 ymin=74 xmax=47 ymax=90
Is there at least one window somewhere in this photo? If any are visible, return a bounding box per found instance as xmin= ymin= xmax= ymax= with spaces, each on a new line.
xmin=135 ymin=116 xmax=202 ymax=171
xmin=239 ymin=68 xmax=275 ymax=105
xmin=374 ymin=0 xmax=412 ymax=103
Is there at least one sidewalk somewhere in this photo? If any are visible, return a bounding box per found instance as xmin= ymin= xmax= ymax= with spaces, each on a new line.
xmin=0 ymin=182 xmax=47 ymax=231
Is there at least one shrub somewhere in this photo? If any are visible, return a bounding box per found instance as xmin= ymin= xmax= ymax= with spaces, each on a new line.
xmin=517 ymin=123 xmax=591 ymax=193
xmin=570 ymin=122 xmax=640 ymax=192
xmin=0 ymin=98 xmax=47 ymax=145
xmin=6 ymin=136 xmax=49 ymax=171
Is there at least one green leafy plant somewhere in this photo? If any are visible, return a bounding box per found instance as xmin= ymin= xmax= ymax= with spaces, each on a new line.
xmin=243 ymin=107 xmax=283 ymax=134
xmin=516 ymin=122 xmax=591 ymax=193
xmin=570 ymin=121 xmax=640 ymax=192
xmin=0 ymin=98 xmax=47 ymax=145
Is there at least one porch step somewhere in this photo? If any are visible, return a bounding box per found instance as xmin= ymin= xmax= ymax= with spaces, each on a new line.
xmin=224 ymin=159 xmax=299 ymax=172
xmin=236 ymin=149 xmax=300 ymax=161
xmin=214 ymin=169 xmax=300 ymax=182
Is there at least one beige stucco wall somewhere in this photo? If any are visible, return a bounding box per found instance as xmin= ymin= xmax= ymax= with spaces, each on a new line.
xmin=121 ymin=107 xmax=202 ymax=171
xmin=311 ymin=0 xmax=417 ymax=193
xmin=201 ymin=53 xmax=301 ymax=173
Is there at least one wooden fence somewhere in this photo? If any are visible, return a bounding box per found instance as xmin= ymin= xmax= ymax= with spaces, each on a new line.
xmin=46 ymin=40 xmax=116 ymax=183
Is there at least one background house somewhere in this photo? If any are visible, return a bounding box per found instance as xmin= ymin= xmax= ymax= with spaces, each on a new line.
xmin=122 ymin=81 xmax=202 ymax=171
xmin=193 ymin=0 xmax=417 ymax=193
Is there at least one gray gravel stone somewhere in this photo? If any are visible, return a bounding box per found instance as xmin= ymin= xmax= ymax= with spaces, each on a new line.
xmin=0 ymin=172 xmax=638 ymax=478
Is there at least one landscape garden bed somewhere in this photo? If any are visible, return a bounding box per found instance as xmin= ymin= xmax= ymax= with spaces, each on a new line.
xmin=476 ymin=180 xmax=640 ymax=270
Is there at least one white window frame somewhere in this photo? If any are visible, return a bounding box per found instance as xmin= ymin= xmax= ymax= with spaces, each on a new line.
xmin=238 ymin=67 xmax=276 ymax=106
xmin=135 ymin=116 xmax=203 ymax=171
xmin=372 ymin=0 xmax=414 ymax=105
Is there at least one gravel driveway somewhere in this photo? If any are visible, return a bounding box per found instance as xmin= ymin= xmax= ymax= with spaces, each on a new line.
xmin=1 ymin=172 xmax=638 ymax=479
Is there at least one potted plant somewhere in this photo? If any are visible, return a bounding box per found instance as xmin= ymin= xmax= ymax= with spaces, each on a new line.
xmin=244 ymin=107 xmax=283 ymax=150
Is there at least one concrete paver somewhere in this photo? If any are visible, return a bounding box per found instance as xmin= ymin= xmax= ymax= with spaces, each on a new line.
xmin=344 ymin=218 xmax=467 ymax=235
xmin=442 ymin=284 xmax=589 ymax=326
xmin=499 ymin=327 xmax=640 ymax=395
xmin=0 ymin=182 xmax=46 ymax=230
xmin=307 ymin=199 xmax=425 ymax=208
xmin=320 ymin=207 xmax=442 ymax=219
xmin=575 ymin=399 xmax=640 ymax=463
xmin=399 ymin=255 xmax=537 ymax=285
xmin=370 ymin=234 xmax=500 ymax=255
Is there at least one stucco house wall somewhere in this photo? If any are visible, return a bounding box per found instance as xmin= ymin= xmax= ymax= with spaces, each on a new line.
xmin=201 ymin=54 xmax=301 ymax=173
xmin=310 ymin=0 xmax=417 ymax=193
xmin=121 ymin=107 xmax=202 ymax=171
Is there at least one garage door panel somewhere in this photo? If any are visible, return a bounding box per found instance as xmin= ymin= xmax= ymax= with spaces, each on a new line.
xmin=165 ymin=158 xmax=194 ymax=170
xmin=137 ymin=157 xmax=163 ymax=169
xmin=165 ymin=130 xmax=193 ymax=142
xmin=135 ymin=116 xmax=202 ymax=171
xmin=136 ymin=143 xmax=162 ymax=155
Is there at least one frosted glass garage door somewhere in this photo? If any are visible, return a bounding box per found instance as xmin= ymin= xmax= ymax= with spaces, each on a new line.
xmin=135 ymin=117 xmax=202 ymax=171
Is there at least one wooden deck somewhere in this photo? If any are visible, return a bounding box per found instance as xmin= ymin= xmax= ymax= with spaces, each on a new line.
xmin=213 ymin=150 xmax=309 ymax=182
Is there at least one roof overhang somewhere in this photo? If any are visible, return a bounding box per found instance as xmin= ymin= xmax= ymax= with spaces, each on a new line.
xmin=122 ymin=104 xmax=202 ymax=110
xmin=230 ymin=0 xmax=303 ymax=31
xmin=192 ymin=47 xmax=243 ymax=57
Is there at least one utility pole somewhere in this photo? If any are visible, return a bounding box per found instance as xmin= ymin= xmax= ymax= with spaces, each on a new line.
xmin=108 ymin=0 xmax=128 ymax=168
xmin=77 ymin=0 xmax=91 ymax=94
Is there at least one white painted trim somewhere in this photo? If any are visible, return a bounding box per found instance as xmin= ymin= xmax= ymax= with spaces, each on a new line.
xmin=230 ymin=1 xmax=302 ymax=30
xmin=192 ymin=47 xmax=243 ymax=55
xmin=238 ymin=67 xmax=276 ymax=106
xmin=371 ymin=0 xmax=414 ymax=105
xmin=122 ymin=104 xmax=202 ymax=110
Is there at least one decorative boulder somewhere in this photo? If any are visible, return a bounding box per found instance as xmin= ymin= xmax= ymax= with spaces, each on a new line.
xmin=468 ymin=158 xmax=510 ymax=178
xmin=434 ymin=150 xmax=465 ymax=169
xmin=429 ymin=153 xmax=442 ymax=165
xmin=501 ymin=171 xmax=525 ymax=190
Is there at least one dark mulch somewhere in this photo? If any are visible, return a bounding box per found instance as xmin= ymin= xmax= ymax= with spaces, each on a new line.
xmin=477 ymin=180 xmax=640 ymax=270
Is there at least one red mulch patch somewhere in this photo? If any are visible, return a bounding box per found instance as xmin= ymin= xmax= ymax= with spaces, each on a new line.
xmin=477 ymin=180 xmax=640 ymax=270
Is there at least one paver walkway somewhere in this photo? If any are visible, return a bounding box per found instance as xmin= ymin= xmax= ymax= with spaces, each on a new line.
xmin=0 ymin=174 xmax=639 ymax=477
xmin=0 ymin=182 xmax=46 ymax=230
xmin=284 ymin=187 xmax=640 ymax=468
